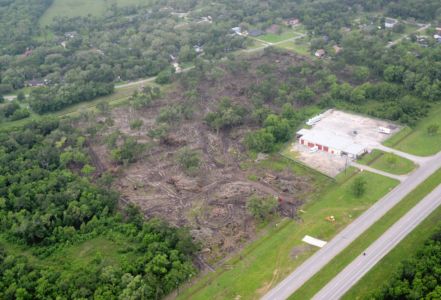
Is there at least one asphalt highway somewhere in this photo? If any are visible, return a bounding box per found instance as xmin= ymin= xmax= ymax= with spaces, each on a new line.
xmin=313 ymin=184 xmax=441 ymax=299
xmin=262 ymin=150 xmax=441 ymax=300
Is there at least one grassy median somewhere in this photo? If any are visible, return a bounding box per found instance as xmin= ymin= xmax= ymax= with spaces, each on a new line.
xmin=343 ymin=204 xmax=441 ymax=299
xmin=288 ymin=167 xmax=441 ymax=300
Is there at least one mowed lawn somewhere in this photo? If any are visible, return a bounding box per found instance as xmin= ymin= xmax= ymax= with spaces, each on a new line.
xmin=289 ymin=167 xmax=441 ymax=300
xmin=384 ymin=104 xmax=441 ymax=156
xmin=40 ymin=0 xmax=150 ymax=25
xmin=276 ymin=38 xmax=311 ymax=57
xmin=258 ymin=30 xmax=301 ymax=43
xmin=178 ymin=169 xmax=398 ymax=300
xmin=358 ymin=149 xmax=416 ymax=175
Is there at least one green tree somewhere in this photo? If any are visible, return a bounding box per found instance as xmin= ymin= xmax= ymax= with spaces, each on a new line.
xmin=177 ymin=147 xmax=200 ymax=175
xmin=16 ymin=91 xmax=25 ymax=101
xmin=427 ymin=124 xmax=439 ymax=136
xmin=245 ymin=129 xmax=276 ymax=153
xmin=246 ymin=195 xmax=278 ymax=220
xmin=351 ymin=177 xmax=367 ymax=197
xmin=263 ymin=115 xmax=291 ymax=143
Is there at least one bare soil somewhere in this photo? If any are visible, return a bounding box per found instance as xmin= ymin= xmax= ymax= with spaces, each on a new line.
xmin=84 ymin=51 xmax=318 ymax=263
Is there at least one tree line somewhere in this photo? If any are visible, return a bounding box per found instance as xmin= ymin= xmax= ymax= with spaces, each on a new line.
xmin=0 ymin=118 xmax=197 ymax=299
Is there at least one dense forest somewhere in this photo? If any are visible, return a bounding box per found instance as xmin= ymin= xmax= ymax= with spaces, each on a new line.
xmin=372 ymin=227 xmax=441 ymax=299
xmin=0 ymin=119 xmax=197 ymax=299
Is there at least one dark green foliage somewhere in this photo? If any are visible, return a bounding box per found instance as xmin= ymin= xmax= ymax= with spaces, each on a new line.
xmin=205 ymin=98 xmax=247 ymax=132
xmin=351 ymin=177 xmax=367 ymax=198
xmin=245 ymin=114 xmax=297 ymax=153
xmin=177 ymin=147 xmax=200 ymax=175
xmin=427 ymin=124 xmax=439 ymax=136
xmin=0 ymin=119 xmax=197 ymax=299
xmin=155 ymin=69 xmax=174 ymax=85
xmin=245 ymin=129 xmax=276 ymax=153
xmin=0 ymin=101 xmax=30 ymax=121
xmin=29 ymin=82 xmax=114 ymax=114
xmin=130 ymin=86 xmax=161 ymax=109
xmin=246 ymin=195 xmax=278 ymax=221
xmin=372 ymin=227 xmax=441 ymax=299
xmin=111 ymin=137 xmax=146 ymax=164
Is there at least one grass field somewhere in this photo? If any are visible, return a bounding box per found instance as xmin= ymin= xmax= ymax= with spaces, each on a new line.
xmin=258 ymin=29 xmax=301 ymax=44
xmin=177 ymin=164 xmax=398 ymax=300
xmin=343 ymin=205 xmax=441 ymax=299
xmin=40 ymin=0 xmax=150 ymax=25
xmin=384 ymin=104 xmax=441 ymax=156
xmin=0 ymin=79 xmax=164 ymax=132
xmin=0 ymin=234 xmax=140 ymax=272
xmin=276 ymin=38 xmax=311 ymax=57
xmin=288 ymin=167 xmax=441 ymax=300
xmin=358 ymin=149 xmax=416 ymax=175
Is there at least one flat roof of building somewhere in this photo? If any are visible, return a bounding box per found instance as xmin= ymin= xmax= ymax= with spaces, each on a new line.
xmin=297 ymin=128 xmax=366 ymax=155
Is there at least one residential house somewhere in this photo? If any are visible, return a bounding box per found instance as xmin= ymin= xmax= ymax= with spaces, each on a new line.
xmin=249 ymin=29 xmax=264 ymax=37
xmin=197 ymin=16 xmax=212 ymax=24
xmin=266 ymin=24 xmax=280 ymax=34
xmin=333 ymin=45 xmax=343 ymax=54
xmin=314 ymin=49 xmax=326 ymax=58
xmin=385 ymin=18 xmax=398 ymax=29
xmin=231 ymin=27 xmax=242 ymax=35
xmin=284 ymin=18 xmax=300 ymax=27
xmin=26 ymin=79 xmax=47 ymax=87
xmin=64 ymin=31 xmax=78 ymax=39
xmin=193 ymin=45 xmax=204 ymax=53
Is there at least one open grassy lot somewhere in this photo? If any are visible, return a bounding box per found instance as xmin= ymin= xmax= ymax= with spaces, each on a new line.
xmin=358 ymin=149 xmax=416 ymax=175
xmin=0 ymin=79 xmax=165 ymax=132
xmin=178 ymin=163 xmax=398 ymax=300
xmin=288 ymin=167 xmax=441 ymax=300
xmin=276 ymin=38 xmax=311 ymax=57
xmin=0 ymin=234 xmax=140 ymax=272
xmin=258 ymin=29 xmax=302 ymax=44
xmin=384 ymin=104 xmax=441 ymax=156
xmin=40 ymin=0 xmax=150 ymax=25
xmin=343 ymin=205 xmax=441 ymax=300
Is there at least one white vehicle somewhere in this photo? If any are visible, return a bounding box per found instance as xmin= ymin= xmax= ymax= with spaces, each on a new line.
xmin=309 ymin=146 xmax=319 ymax=153
xmin=378 ymin=126 xmax=391 ymax=134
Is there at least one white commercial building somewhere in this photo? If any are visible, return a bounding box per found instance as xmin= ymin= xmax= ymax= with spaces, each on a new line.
xmin=296 ymin=128 xmax=367 ymax=159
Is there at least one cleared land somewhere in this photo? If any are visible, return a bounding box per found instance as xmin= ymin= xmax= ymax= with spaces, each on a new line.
xmin=177 ymin=170 xmax=398 ymax=300
xmin=0 ymin=234 xmax=140 ymax=275
xmin=277 ymin=38 xmax=311 ymax=57
xmin=0 ymin=77 xmax=164 ymax=132
xmin=40 ymin=0 xmax=149 ymax=25
xmin=288 ymin=167 xmax=441 ymax=300
xmin=259 ymin=30 xmax=302 ymax=44
xmin=384 ymin=104 xmax=441 ymax=156
xmin=358 ymin=149 xmax=416 ymax=175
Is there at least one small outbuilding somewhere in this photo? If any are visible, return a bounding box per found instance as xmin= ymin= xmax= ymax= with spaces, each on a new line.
xmin=385 ymin=18 xmax=398 ymax=29
xmin=314 ymin=49 xmax=326 ymax=58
